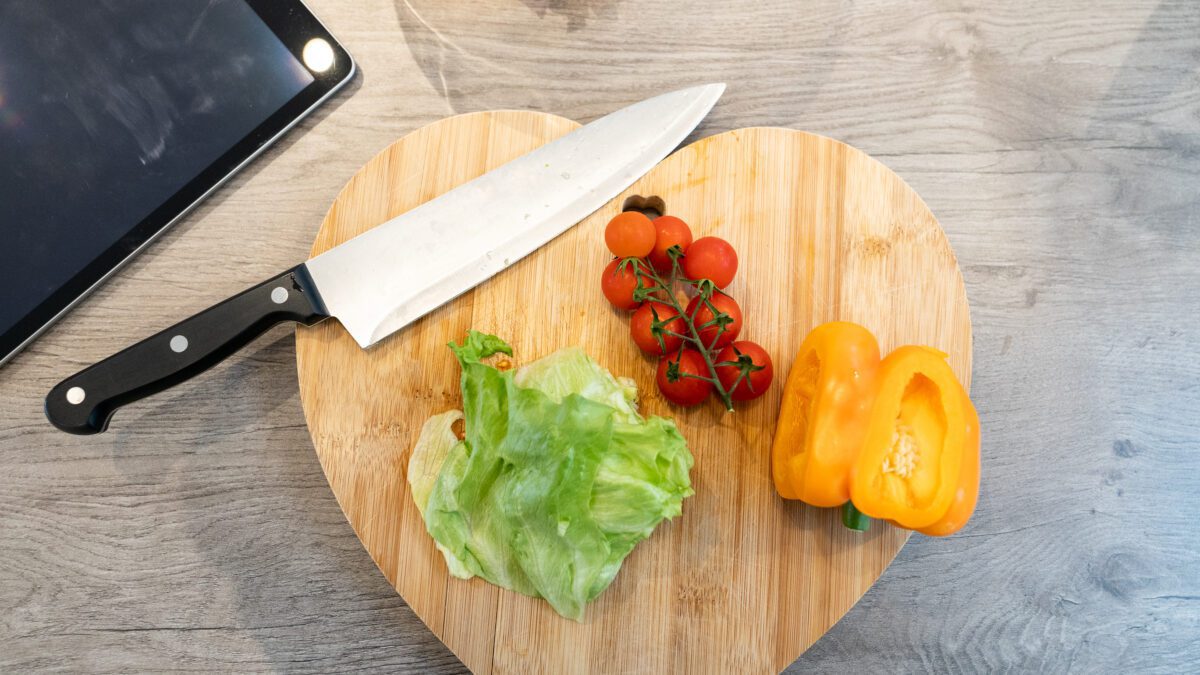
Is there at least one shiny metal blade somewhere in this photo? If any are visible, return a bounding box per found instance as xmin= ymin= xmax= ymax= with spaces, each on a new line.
xmin=303 ymin=83 xmax=724 ymax=348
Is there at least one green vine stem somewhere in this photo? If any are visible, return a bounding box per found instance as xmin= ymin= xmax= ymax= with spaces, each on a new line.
xmin=621 ymin=253 xmax=742 ymax=411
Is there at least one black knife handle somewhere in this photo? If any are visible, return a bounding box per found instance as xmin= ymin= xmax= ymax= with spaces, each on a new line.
xmin=45 ymin=265 xmax=329 ymax=435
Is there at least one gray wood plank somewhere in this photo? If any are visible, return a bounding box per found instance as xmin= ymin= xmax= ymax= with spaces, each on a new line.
xmin=1 ymin=0 xmax=1197 ymax=672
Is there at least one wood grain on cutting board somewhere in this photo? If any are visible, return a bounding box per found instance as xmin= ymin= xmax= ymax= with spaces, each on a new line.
xmin=295 ymin=111 xmax=971 ymax=674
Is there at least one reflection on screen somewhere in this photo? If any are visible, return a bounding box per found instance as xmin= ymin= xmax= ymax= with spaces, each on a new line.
xmin=0 ymin=0 xmax=314 ymax=335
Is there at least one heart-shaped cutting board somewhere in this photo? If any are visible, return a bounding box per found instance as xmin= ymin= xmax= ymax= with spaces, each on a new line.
xmin=296 ymin=111 xmax=971 ymax=674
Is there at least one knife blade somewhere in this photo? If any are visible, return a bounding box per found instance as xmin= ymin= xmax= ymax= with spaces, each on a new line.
xmin=307 ymin=83 xmax=723 ymax=347
xmin=45 ymin=84 xmax=724 ymax=434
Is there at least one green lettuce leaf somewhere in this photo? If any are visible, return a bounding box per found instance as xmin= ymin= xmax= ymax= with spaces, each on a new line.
xmin=407 ymin=331 xmax=693 ymax=620
xmin=408 ymin=410 xmax=462 ymax=517
xmin=407 ymin=411 xmax=473 ymax=579
xmin=513 ymin=346 xmax=641 ymax=424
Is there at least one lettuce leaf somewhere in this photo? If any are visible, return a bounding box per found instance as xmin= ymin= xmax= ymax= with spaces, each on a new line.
xmin=408 ymin=331 xmax=693 ymax=620
xmin=513 ymin=346 xmax=641 ymax=424
xmin=407 ymin=411 xmax=473 ymax=579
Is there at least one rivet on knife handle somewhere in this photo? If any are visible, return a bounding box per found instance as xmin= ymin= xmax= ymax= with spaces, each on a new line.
xmin=44 ymin=266 xmax=329 ymax=434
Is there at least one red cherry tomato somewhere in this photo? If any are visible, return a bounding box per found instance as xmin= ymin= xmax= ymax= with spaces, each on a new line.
xmin=715 ymin=341 xmax=773 ymax=401
xmin=647 ymin=215 xmax=694 ymax=272
xmin=605 ymin=211 xmax=656 ymax=258
xmin=682 ymin=236 xmax=738 ymax=288
xmin=630 ymin=301 xmax=685 ymax=355
xmin=656 ymin=349 xmax=713 ymax=406
xmin=685 ymin=292 xmax=743 ymax=349
xmin=600 ymin=259 xmax=641 ymax=311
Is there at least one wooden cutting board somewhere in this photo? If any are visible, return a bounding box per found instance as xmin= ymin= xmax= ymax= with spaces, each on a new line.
xmin=295 ymin=111 xmax=971 ymax=674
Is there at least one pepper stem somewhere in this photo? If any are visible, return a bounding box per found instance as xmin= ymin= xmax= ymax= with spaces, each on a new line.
xmin=841 ymin=502 xmax=870 ymax=532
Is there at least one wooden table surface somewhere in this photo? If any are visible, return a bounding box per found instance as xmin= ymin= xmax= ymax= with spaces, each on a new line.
xmin=2 ymin=1 xmax=1197 ymax=672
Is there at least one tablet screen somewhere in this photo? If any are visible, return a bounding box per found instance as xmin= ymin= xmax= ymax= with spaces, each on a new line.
xmin=0 ymin=1 xmax=337 ymax=360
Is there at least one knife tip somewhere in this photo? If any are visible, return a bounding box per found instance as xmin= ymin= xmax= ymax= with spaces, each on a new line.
xmin=700 ymin=82 xmax=726 ymax=105
xmin=696 ymin=82 xmax=725 ymax=111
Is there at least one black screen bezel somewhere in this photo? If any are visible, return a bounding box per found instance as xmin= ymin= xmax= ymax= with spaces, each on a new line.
xmin=0 ymin=0 xmax=354 ymax=364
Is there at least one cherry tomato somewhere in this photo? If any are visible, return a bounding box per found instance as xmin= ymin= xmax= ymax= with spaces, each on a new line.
xmin=656 ymin=349 xmax=713 ymax=406
xmin=682 ymin=236 xmax=738 ymax=288
xmin=605 ymin=211 xmax=656 ymax=258
xmin=600 ymin=259 xmax=642 ymax=311
xmin=715 ymin=341 xmax=773 ymax=401
xmin=630 ymin=301 xmax=685 ymax=355
xmin=685 ymin=292 xmax=743 ymax=349
xmin=647 ymin=215 xmax=694 ymax=272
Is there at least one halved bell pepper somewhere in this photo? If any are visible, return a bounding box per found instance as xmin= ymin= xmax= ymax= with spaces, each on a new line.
xmin=917 ymin=395 xmax=980 ymax=536
xmin=771 ymin=322 xmax=881 ymax=507
xmin=849 ymin=346 xmax=976 ymax=530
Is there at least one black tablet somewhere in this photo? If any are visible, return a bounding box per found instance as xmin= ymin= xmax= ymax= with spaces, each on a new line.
xmin=0 ymin=0 xmax=354 ymax=366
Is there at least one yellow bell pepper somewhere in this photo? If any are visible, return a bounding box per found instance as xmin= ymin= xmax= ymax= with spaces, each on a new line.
xmin=849 ymin=346 xmax=974 ymax=530
xmin=916 ymin=392 xmax=980 ymax=536
xmin=771 ymin=322 xmax=880 ymax=507
xmin=773 ymin=324 xmax=981 ymax=536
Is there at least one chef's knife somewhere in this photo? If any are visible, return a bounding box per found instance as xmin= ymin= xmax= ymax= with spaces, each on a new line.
xmin=45 ymin=84 xmax=724 ymax=434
